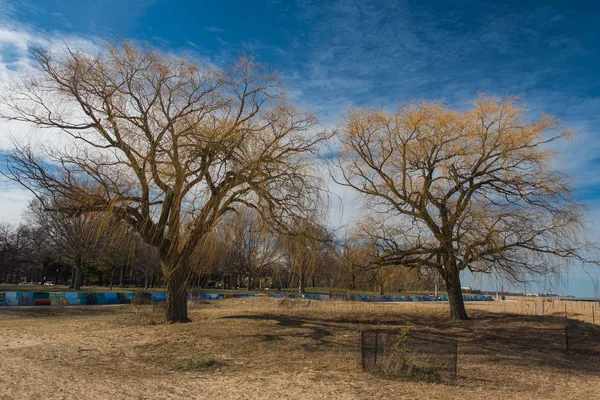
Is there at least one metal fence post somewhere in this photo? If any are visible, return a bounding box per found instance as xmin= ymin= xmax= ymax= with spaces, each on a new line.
xmin=454 ymin=340 xmax=458 ymax=378
xmin=374 ymin=331 xmax=379 ymax=367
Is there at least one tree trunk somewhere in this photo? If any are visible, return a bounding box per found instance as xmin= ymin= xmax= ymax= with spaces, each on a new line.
xmin=165 ymin=266 xmax=190 ymax=323
xmin=299 ymin=269 xmax=305 ymax=294
xmin=73 ymin=267 xmax=82 ymax=290
xmin=119 ymin=264 xmax=125 ymax=287
xmin=444 ymin=269 xmax=468 ymax=320
xmin=42 ymin=258 xmax=50 ymax=284
xmin=69 ymin=266 xmax=76 ymax=289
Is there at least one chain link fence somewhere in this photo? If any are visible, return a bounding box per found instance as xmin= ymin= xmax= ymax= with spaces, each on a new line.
xmin=361 ymin=329 xmax=458 ymax=382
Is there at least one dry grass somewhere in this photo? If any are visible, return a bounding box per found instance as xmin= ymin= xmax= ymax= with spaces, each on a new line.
xmin=1 ymin=298 xmax=599 ymax=399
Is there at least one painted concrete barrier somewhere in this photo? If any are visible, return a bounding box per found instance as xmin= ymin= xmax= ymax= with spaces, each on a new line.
xmin=0 ymin=291 xmax=493 ymax=306
xmin=0 ymin=291 xmax=167 ymax=306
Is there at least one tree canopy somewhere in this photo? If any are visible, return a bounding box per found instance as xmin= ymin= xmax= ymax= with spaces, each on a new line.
xmin=337 ymin=96 xmax=597 ymax=319
xmin=2 ymin=43 xmax=328 ymax=321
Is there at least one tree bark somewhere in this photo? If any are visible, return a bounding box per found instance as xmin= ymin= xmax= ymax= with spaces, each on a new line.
xmin=444 ymin=269 xmax=468 ymax=320
xmin=165 ymin=266 xmax=190 ymax=323
xmin=73 ymin=267 xmax=82 ymax=290
xmin=42 ymin=258 xmax=50 ymax=284
xmin=299 ymin=269 xmax=305 ymax=294
xmin=119 ymin=264 xmax=125 ymax=287
xmin=69 ymin=266 xmax=76 ymax=289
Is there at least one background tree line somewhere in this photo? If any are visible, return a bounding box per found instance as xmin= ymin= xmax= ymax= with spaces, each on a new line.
xmin=0 ymin=201 xmax=435 ymax=294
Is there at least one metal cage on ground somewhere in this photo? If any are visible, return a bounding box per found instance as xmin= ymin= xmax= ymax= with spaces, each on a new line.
xmin=361 ymin=329 xmax=458 ymax=382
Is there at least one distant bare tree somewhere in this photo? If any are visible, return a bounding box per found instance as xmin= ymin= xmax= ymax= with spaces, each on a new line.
xmin=1 ymin=43 xmax=326 ymax=322
xmin=280 ymin=219 xmax=331 ymax=294
xmin=26 ymin=198 xmax=107 ymax=290
xmin=222 ymin=210 xmax=280 ymax=290
xmin=132 ymin=240 xmax=161 ymax=290
xmin=0 ymin=224 xmax=35 ymax=284
xmin=337 ymin=96 xmax=597 ymax=319
xmin=338 ymin=233 xmax=375 ymax=290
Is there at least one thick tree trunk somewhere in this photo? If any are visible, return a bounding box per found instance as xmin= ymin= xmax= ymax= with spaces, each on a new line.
xmin=71 ymin=255 xmax=84 ymax=290
xmin=165 ymin=266 xmax=190 ymax=323
xmin=445 ymin=269 xmax=468 ymax=320
xmin=73 ymin=267 xmax=82 ymax=290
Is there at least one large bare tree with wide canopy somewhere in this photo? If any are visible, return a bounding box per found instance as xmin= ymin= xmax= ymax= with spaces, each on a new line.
xmin=337 ymin=96 xmax=597 ymax=320
xmin=1 ymin=43 xmax=326 ymax=322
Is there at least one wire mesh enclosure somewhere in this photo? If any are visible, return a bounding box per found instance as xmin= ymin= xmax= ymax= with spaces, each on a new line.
xmin=361 ymin=329 xmax=458 ymax=382
xmin=565 ymin=324 xmax=600 ymax=354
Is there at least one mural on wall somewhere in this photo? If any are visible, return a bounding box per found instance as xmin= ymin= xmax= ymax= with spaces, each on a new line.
xmin=0 ymin=291 xmax=494 ymax=306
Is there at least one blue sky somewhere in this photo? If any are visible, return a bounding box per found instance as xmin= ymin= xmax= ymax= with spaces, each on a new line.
xmin=1 ymin=0 xmax=599 ymax=296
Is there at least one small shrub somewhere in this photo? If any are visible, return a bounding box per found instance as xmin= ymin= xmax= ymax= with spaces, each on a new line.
xmin=170 ymin=358 xmax=223 ymax=371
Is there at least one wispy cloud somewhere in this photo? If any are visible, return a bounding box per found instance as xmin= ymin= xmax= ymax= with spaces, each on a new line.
xmin=282 ymin=0 xmax=600 ymax=231
xmin=0 ymin=0 xmax=599 ymax=238
xmin=204 ymin=26 xmax=226 ymax=33
xmin=241 ymin=38 xmax=285 ymax=55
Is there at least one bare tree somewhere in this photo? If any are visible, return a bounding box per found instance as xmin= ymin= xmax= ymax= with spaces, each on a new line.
xmin=336 ymin=96 xmax=597 ymax=319
xmin=1 ymin=43 xmax=326 ymax=322
xmin=132 ymin=239 xmax=161 ymax=290
xmin=338 ymin=233 xmax=374 ymax=290
xmin=26 ymin=198 xmax=108 ymax=290
xmin=280 ymin=219 xmax=331 ymax=294
xmin=0 ymin=224 xmax=36 ymax=284
xmin=221 ymin=209 xmax=280 ymax=290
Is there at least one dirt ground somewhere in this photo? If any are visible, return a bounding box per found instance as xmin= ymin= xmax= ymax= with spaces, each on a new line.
xmin=1 ymin=299 xmax=599 ymax=400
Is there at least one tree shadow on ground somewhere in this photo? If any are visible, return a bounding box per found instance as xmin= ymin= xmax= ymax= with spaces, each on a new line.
xmin=222 ymin=311 xmax=600 ymax=379
xmin=222 ymin=314 xmax=335 ymax=347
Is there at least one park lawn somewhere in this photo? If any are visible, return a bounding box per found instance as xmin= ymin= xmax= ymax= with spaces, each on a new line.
xmin=0 ymin=299 xmax=599 ymax=400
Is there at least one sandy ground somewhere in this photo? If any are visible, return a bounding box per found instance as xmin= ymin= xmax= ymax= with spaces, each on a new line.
xmin=0 ymin=299 xmax=599 ymax=400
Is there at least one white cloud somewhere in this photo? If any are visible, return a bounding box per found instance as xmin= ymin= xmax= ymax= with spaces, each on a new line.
xmin=0 ymin=178 xmax=33 ymax=224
